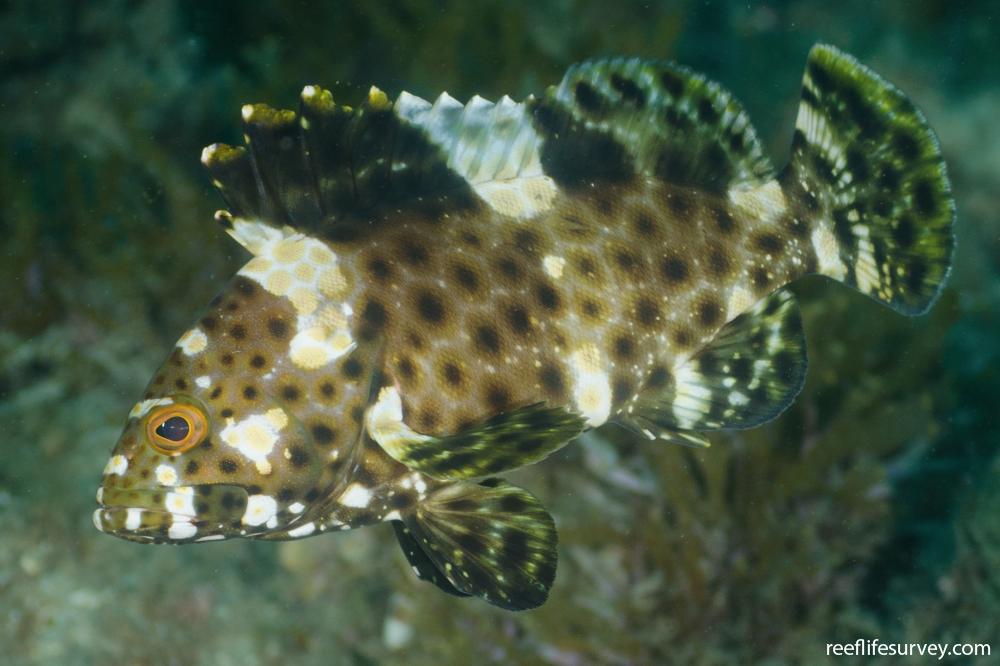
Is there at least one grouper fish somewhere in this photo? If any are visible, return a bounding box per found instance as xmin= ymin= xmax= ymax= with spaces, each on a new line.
xmin=94 ymin=44 xmax=954 ymax=610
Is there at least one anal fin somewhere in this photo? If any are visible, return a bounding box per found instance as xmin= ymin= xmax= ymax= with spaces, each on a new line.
xmin=395 ymin=478 xmax=557 ymax=611
xmin=620 ymin=289 xmax=807 ymax=438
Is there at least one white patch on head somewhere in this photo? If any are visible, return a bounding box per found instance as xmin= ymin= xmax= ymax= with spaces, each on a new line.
xmin=125 ymin=508 xmax=143 ymax=531
xmin=288 ymin=502 xmax=305 ymax=514
xmin=811 ymin=225 xmax=847 ymax=280
xmin=103 ymin=454 xmax=128 ymax=476
xmin=242 ymin=494 xmax=278 ymax=526
xmin=129 ymin=397 xmax=174 ymax=420
xmin=92 ymin=509 xmax=104 ymax=532
xmin=219 ymin=409 xmax=288 ymax=470
xmin=168 ymin=521 xmax=197 ymax=540
xmin=338 ymin=482 xmax=373 ymax=508
xmin=195 ymin=375 xmax=211 ymax=389
xmin=286 ymin=521 xmax=316 ymax=538
xmin=382 ymin=510 xmax=402 ymax=522
xmin=155 ymin=464 xmax=178 ymax=486
xmin=366 ymin=387 xmax=434 ymax=460
xmin=95 ymin=487 xmax=104 ymax=504
xmin=569 ymin=345 xmax=611 ymax=427
xmin=177 ymin=328 xmax=208 ymax=356
xmin=543 ymin=255 xmax=566 ymax=279
xmin=196 ymin=534 xmax=225 ymax=542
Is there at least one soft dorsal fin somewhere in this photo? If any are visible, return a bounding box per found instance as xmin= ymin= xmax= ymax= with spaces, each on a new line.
xmin=619 ymin=289 xmax=807 ymax=440
xmin=529 ymin=57 xmax=775 ymax=191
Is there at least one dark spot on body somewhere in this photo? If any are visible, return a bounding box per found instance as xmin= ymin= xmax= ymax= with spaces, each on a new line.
xmin=229 ymin=324 xmax=247 ymax=340
xmin=536 ymin=282 xmax=561 ymax=311
xmin=442 ymin=362 xmax=463 ymax=387
xmin=612 ymin=377 xmax=632 ymax=403
xmin=672 ymin=328 xmax=693 ymax=348
xmin=879 ymin=165 xmax=901 ymax=192
xmin=209 ymin=386 xmax=222 ymax=400
xmin=507 ymin=305 xmax=532 ymax=335
xmin=539 ymin=363 xmax=565 ymax=395
xmin=397 ymin=356 xmax=416 ymax=381
xmin=635 ymin=296 xmax=660 ymax=327
xmin=497 ymin=256 xmax=521 ymax=280
xmin=221 ymin=353 xmax=233 ymax=366
xmin=661 ymin=255 xmax=689 ymax=284
xmin=174 ymin=378 xmax=188 ymax=390
xmin=696 ymin=299 xmax=723 ymax=328
xmin=485 ymin=384 xmax=512 ymax=411
xmin=751 ymin=266 xmax=772 ymax=291
xmin=219 ymin=458 xmax=238 ymax=474
xmin=243 ymin=385 xmax=257 ymax=400
xmin=342 ymin=356 xmax=364 ymax=379
xmin=453 ymin=264 xmax=480 ymax=293
xmin=268 ymin=317 xmax=288 ymax=339
xmin=646 ymin=365 xmax=670 ymax=389
xmin=220 ymin=408 xmax=233 ymax=418
xmin=289 ymin=446 xmax=310 ymax=467
xmin=185 ymin=460 xmax=199 ymax=474
xmin=416 ymin=290 xmax=446 ymax=324
xmin=714 ymin=207 xmax=736 ymax=234
xmin=754 ymin=233 xmax=785 ymax=255
xmin=200 ymin=316 xmax=217 ymax=331
xmin=474 ymin=325 xmax=502 ymax=355
xmin=513 ymin=229 xmax=542 ymax=256
xmin=846 ymin=147 xmax=869 ymax=182
xmin=634 ymin=211 xmax=657 ymax=237
xmin=707 ymin=245 xmax=731 ymax=277
xmin=362 ymin=300 xmax=387 ymax=330
xmin=320 ymin=382 xmax=336 ymax=398
xmin=400 ymin=238 xmax=429 ymax=266
xmin=368 ymin=256 xmax=393 ymax=282
xmin=235 ymin=277 xmax=256 ymax=297
xmin=906 ymin=260 xmax=927 ymax=292
xmin=250 ymin=355 xmax=266 ymax=369
xmin=281 ymin=385 xmax=300 ymax=401
xmin=612 ymin=335 xmax=635 ymax=360
xmin=312 ymin=424 xmax=335 ymax=445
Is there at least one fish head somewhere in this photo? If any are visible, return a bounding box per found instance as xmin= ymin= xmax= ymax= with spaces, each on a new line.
xmin=94 ymin=274 xmax=330 ymax=543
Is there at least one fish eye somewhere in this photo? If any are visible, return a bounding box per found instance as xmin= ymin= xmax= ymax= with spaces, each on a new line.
xmin=146 ymin=404 xmax=208 ymax=455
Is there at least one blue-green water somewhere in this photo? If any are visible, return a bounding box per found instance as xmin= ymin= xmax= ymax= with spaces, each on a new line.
xmin=1 ymin=1 xmax=997 ymax=664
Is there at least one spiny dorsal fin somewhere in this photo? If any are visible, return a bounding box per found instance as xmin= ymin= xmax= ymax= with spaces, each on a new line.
xmin=202 ymin=85 xmax=558 ymax=252
xmin=398 ymin=478 xmax=557 ymax=611
xmin=530 ymin=57 xmax=775 ymax=191
xmin=619 ymin=289 xmax=807 ymax=439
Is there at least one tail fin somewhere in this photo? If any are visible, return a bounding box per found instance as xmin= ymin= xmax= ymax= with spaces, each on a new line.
xmin=782 ymin=44 xmax=955 ymax=316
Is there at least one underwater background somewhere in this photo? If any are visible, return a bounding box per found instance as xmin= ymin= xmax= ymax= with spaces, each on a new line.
xmin=1 ymin=1 xmax=997 ymax=664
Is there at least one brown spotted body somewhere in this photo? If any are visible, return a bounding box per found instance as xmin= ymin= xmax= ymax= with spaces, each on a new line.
xmin=94 ymin=45 xmax=953 ymax=610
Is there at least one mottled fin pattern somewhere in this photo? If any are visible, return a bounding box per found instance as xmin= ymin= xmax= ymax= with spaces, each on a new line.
xmin=783 ymin=44 xmax=955 ymax=315
xmin=530 ymin=57 xmax=774 ymax=191
xmin=202 ymin=84 xmax=561 ymax=247
xmin=396 ymin=404 xmax=587 ymax=481
xmin=396 ymin=478 xmax=557 ymax=611
xmin=392 ymin=521 xmax=470 ymax=598
xmin=621 ymin=290 xmax=806 ymax=439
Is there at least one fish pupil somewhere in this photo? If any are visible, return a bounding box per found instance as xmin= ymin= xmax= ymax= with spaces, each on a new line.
xmin=156 ymin=416 xmax=190 ymax=442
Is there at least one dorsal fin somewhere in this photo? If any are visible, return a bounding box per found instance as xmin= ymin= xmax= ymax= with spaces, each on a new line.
xmin=202 ymin=85 xmax=558 ymax=252
xmin=529 ymin=57 xmax=775 ymax=191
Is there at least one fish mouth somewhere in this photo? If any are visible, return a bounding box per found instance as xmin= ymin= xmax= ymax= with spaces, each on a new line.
xmin=93 ymin=484 xmax=250 ymax=543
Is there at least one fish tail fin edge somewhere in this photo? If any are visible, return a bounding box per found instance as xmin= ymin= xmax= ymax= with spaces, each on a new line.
xmin=782 ymin=43 xmax=955 ymax=316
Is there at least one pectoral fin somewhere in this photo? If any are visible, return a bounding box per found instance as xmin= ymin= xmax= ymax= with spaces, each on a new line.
xmin=368 ymin=387 xmax=586 ymax=480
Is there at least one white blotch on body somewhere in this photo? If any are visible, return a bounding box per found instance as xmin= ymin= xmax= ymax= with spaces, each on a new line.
xmin=242 ymin=494 xmax=278 ymax=526
xmin=366 ymin=387 xmax=434 ymax=460
xmin=338 ymin=483 xmax=373 ymax=508
xmin=219 ymin=409 xmax=288 ymax=472
xmin=168 ymin=521 xmax=197 ymax=540
xmin=287 ymin=521 xmax=316 ymax=538
xmin=155 ymin=464 xmax=178 ymax=486
xmin=569 ymin=345 xmax=611 ymax=427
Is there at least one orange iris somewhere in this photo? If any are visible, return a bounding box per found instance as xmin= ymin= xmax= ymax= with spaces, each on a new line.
xmin=146 ymin=403 xmax=208 ymax=455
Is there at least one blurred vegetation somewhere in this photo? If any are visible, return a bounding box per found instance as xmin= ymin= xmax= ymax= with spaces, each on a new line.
xmin=1 ymin=1 xmax=998 ymax=664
